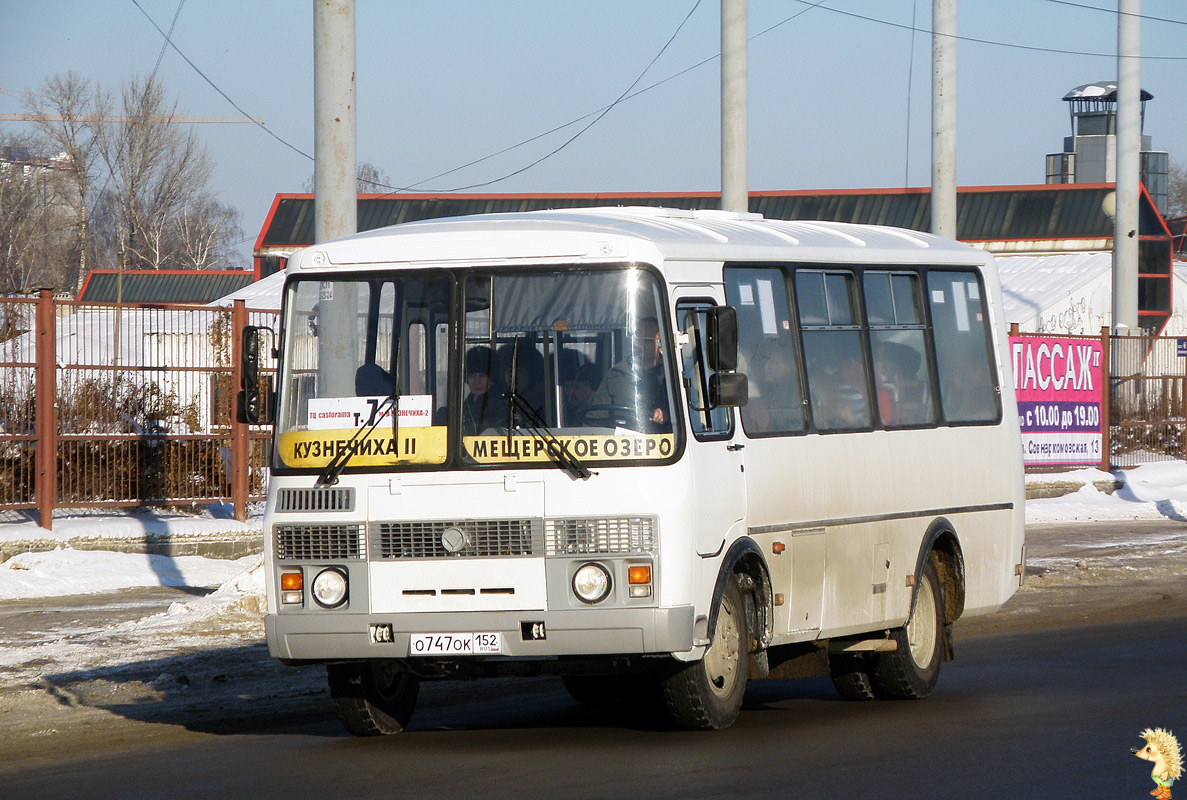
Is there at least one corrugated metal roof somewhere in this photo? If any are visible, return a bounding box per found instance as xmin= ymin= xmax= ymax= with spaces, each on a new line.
xmin=78 ymin=270 xmax=255 ymax=304
xmin=257 ymin=185 xmax=1162 ymax=251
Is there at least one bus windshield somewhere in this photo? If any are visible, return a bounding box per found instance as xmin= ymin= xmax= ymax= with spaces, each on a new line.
xmin=273 ymin=266 xmax=680 ymax=473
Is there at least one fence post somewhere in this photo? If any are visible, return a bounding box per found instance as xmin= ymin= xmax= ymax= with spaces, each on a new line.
xmin=231 ymin=300 xmax=248 ymax=522
xmin=1099 ymin=325 xmax=1111 ymax=472
xmin=35 ymin=289 xmax=57 ymax=530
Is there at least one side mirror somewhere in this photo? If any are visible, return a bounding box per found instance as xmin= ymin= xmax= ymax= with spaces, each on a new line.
xmin=706 ymin=306 xmax=739 ymax=372
xmin=240 ymin=326 xmax=261 ymax=424
xmin=709 ymin=371 xmax=749 ymax=408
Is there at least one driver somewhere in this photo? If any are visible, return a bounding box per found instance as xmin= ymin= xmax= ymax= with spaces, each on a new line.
xmin=589 ymin=316 xmax=670 ymax=432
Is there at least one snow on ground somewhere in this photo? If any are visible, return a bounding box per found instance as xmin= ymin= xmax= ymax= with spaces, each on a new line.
xmin=1025 ymin=462 xmax=1187 ymax=524
xmin=0 ymin=549 xmax=259 ymax=601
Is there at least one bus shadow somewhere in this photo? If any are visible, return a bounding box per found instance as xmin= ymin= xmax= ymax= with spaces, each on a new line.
xmin=34 ymin=647 xmax=848 ymax=739
xmin=36 ymin=644 xmax=334 ymax=736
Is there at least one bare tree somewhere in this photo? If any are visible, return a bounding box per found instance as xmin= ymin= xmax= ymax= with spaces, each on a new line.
xmin=0 ymin=131 xmax=79 ymax=294
xmin=1167 ymin=160 xmax=1187 ymax=220
xmin=24 ymin=72 xmax=99 ymax=293
xmin=88 ymin=76 xmax=248 ymax=272
xmin=303 ymin=161 xmax=394 ymax=193
xmin=175 ymin=196 xmax=244 ymax=270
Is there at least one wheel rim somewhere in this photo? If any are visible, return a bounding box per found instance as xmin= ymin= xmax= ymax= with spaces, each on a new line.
xmin=370 ymin=661 xmax=410 ymax=702
xmin=906 ymin=578 xmax=938 ymax=669
xmin=704 ymin=592 xmax=741 ymax=698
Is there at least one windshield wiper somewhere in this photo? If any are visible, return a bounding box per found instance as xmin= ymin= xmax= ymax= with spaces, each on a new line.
xmin=500 ymin=339 xmax=588 ymax=480
xmin=316 ymin=393 xmax=395 ymax=486
xmin=506 ymin=391 xmax=591 ymax=481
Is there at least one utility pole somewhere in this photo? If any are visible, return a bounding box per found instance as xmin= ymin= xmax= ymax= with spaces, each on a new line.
xmin=313 ymin=0 xmax=359 ymax=396
xmin=721 ymin=0 xmax=748 ymax=213
xmin=1112 ymin=0 xmax=1141 ymax=332
xmin=931 ymin=0 xmax=957 ymax=238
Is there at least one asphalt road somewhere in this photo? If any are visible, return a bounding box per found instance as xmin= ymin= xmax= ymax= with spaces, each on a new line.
xmin=4 ymin=613 xmax=1185 ymax=799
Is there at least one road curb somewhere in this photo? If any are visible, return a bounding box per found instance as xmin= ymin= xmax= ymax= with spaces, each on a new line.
xmin=1 ymin=529 xmax=263 ymax=563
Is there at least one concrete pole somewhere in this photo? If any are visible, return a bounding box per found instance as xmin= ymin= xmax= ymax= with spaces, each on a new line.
xmin=931 ymin=0 xmax=957 ymax=238
xmin=721 ymin=0 xmax=748 ymax=213
xmin=314 ymin=0 xmax=358 ymax=396
xmin=1112 ymin=0 xmax=1140 ymax=332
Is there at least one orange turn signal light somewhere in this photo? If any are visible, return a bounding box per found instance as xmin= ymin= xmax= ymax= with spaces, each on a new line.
xmin=628 ymin=565 xmax=651 ymax=585
xmin=281 ymin=571 xmax=304 ymax=591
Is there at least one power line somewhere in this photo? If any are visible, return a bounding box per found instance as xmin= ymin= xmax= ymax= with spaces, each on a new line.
xmin=151 ymin=0 xmax=187 ymax=80
xmin=129 ymin=0 xmax=313 ymax=161
xmin=393 ymin=0 xmax=708 ymax=194
xmin=373 ymin=0 xmax=830 ymax=194
xmin=788 ymin=0 xmax=1187 ymax=60
xmin=1042 ymin=0 xmax=1187 ymax=26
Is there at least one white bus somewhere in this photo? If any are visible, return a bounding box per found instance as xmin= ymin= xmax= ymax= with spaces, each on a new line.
xmin=257 ymin=207 xmax=1025 ymax=734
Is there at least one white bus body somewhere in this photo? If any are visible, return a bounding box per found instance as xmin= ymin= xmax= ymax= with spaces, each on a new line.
xmin=261 ymin=207 xmax=1025 ymax=733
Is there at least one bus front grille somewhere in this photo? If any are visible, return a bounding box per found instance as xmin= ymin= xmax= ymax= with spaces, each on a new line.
xmin=544 ymin=516 xmax=656 ymax=556
xmin=372 ymin=519 xmax=542 ymax=560
xmin=275 ymin=487 xmax=355 ymax=513
xmin=274 ymin=523 xmax=364 ymax=561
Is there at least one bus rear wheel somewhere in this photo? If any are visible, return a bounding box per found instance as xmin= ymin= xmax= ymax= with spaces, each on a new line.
xmin=662 ymin=577 xmax=749 ymax=730
xmin=872 ymin=557 xmax=944 ymax=699
xmin=327 ymin=660 xmax=420 ymax=736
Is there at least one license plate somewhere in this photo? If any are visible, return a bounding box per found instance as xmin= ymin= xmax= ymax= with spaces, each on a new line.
xmin=409 ymin=632 xmax=502 ymax=656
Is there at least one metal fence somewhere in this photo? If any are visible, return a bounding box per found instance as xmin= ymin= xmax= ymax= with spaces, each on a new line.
xmin=1107 ymin=332 xmax=1186 ymax=468
xmin=0 ymin=291 xmax=277 ymax=529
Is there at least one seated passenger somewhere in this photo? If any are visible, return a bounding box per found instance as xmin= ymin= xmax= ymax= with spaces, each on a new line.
xmin=743 ymin=343 xmax=802 ymax=433
xmin=462 ymin=346 xmax=508 ymax=434
xmin=564 ymin=363 xmax=601 ymax=425
xmin=355 ymin=362 xmax=394 ymax=396
xmin=497 ymin=341 xmax=547 ymax=422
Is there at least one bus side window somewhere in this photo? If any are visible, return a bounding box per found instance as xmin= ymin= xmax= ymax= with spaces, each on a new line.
xmin=927 ymin=271 xmax=1000 ymax=424
xmin=724 ymin=267 xmax=806 ymax=436
xmin=796 ymin=270 xmax=872 ymax=431
xmin=864 ymin=271 xmax=936 ymax=427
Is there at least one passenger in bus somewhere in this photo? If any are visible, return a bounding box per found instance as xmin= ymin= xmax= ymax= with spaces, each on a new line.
xmin=812 ymin=353 xmax=870 ymax=429
xmin=497 ymin=342 xmax=547 ymax=421
xmin=744 ymin=343 xmax=802 ymax=432
xmin=462 ymin=346 xmax=508 ymax=434
xmin=354 ymin=362 xmax=394 ymax=396
xmin=591 ymin=316 xmax=670 ymax=432
xmin=875 ymin=342 xmax=926 ymax=426
xmin=564 ymin=363 xmax=602 ymax=425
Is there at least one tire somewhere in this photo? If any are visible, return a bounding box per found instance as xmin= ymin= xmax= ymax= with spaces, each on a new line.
xmin=828 ymin=652 xmax=879 ymax=700
xmin=327 ymin=660 xmax=420 ymax=736
xmin=662 ymin=577 xmax=749 ymax=730
xmin=872 ymin=557 xmax=944 ymax=699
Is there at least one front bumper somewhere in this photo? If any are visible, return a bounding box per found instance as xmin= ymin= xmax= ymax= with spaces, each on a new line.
xmin=266 ymin=605 xmax=695 ymax=661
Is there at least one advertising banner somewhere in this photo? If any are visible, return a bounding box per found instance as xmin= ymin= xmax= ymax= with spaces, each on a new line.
xmin=1010 ymin=336 xmax=1104 ymax=467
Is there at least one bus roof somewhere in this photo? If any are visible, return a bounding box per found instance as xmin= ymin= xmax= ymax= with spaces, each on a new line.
xmin=290 ymin=206 xmax=989 ymax=271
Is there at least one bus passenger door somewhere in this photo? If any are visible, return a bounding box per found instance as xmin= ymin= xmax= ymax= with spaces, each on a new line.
xmin=675 ymin=296 xmax=747 ymax=556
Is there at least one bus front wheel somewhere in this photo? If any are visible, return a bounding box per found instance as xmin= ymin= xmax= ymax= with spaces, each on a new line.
xmin=327 ymin=660 xmax=420 ymax=736
xmin=662 ymin=577 xmax=749 ymax=730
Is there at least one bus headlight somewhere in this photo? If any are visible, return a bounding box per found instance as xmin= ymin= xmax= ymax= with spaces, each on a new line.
xmin=572 ymin=562 xmax=612 ymax=604
xmin=311 ymin=568 xmax=348 ymax=608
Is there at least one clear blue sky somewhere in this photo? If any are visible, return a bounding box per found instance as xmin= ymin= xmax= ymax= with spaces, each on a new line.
xmin=2 ymin=1 xmax=1184 ymax=265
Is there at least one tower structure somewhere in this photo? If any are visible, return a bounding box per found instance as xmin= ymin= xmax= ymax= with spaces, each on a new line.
xmin=1046 ymin=81 xmax=1169 ymax=214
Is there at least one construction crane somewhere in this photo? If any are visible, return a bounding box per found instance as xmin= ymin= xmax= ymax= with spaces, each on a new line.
xmin=0 ymin=88 xmax=261 ymax=125
xmin=0 ymin=112 xmax=262 ymax=124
